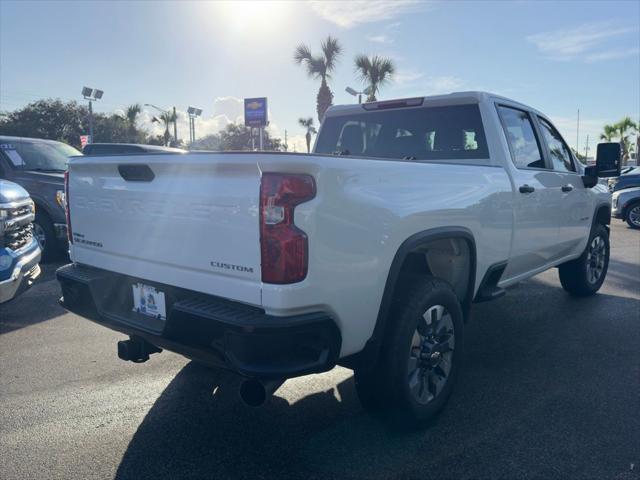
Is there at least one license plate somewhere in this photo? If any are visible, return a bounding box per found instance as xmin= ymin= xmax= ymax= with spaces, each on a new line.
xmin=132 ymin=283 xmax=167 ymax=321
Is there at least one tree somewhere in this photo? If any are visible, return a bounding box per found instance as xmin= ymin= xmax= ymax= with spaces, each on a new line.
xmin=298 ymin=117 xmax=317 ymax=153
xmin=115 ymin=103 xmax=147 ymax=143
xmin=125 ymin=103 xmax=141 ymax=128
xmin=599 ymin=124 xmax=616 ymax=142
xmin=146 ymin=134 xmax=168 ymax=146
xmin=614 ymin=116 xmax=637 ymax=163
xmin=92 ymin=114 xmax=130 ymax=144
xmin=0 ymin=99 xmax=88 ymax=146
xmin=572 ymin=148 xmax=587 ymax=162
xmin=354 ymin=54 xmax=395 ymax=102
xmin=152 ymin=111 xmax=176 ymax=146
xmin=191 ymin=133 xmax=221 ymax=151
xmin=0 ymin=98 xmax=161 ymax=148
xmin=217 ymin=124 xmax=283 ymax=151
xmin=293 ymin=35 xmax=342 ymax=123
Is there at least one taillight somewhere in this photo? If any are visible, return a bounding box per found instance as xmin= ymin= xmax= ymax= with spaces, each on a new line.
xmin=260 ymin=173 xmax=315 ymax=284
xmin=64 ymin=170 xmax=72 ymax=243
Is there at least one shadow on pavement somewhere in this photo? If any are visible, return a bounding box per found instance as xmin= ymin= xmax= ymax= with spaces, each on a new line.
xmin=0 ymin=261 xmax=66 ymax=334
xmin=115 ymin=278 xmax=639 ymax=480
xmin=605 ymin=257 xmax=640 ymax=292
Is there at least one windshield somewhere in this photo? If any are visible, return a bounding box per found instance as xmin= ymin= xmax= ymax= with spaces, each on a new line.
xmin=315 ymin=104 xmax=489 ymax=161
xmin=16 ymin=141 xmax=81 ymax=172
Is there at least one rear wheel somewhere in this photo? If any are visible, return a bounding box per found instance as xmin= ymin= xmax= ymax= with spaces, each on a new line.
xmin=354 ymin=276 xmax=464 ymax=429
xmin=558 ymin=224 xmax=609 ymax=296
xmin=625 ymin=202 xmax=640 ymax=229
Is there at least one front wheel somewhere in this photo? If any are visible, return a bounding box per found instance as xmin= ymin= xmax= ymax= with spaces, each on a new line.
xmin=354 ymin=276 xmax=464 ymax=429
xmin=625 ymin=202 xmax=640 ymax=229
xmin=558 ymin=224 xmax=610 ymax=296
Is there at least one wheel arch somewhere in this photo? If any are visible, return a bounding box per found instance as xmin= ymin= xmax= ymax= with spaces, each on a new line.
xmin=594 ymin=203 xmax=611 ymax=228
xmin=623 ymin=198 xmax=640 ymax=221
xmin=340 ymin=226 xmax=477 ymax=370
xmin=32 ymin=198 xmax=56 ymax=221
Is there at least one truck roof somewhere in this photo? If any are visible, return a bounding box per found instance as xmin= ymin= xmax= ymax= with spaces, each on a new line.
xmin=326 ymin=91 xmax=544 ymax=118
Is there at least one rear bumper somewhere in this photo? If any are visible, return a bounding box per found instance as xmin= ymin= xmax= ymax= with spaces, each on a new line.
xmin=56 ymin=263 xmax=341 ymax=379
xmin=0 ymin=240 xmax=42 ymax=304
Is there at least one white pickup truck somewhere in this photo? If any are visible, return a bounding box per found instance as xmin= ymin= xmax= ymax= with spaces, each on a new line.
xmin=57 ymin=92 xmax=620 ymax=426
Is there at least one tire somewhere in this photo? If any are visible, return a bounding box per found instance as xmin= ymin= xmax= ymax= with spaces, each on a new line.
xmin=558 ymin=223 xmax=609 ymax=296
xmin=354 ymin=276 xmax=464 ymax=429
xmin=33 ymin=212 xmax=58 ymax=261
xmin=625 ymin=202 xmax=640 ymax=229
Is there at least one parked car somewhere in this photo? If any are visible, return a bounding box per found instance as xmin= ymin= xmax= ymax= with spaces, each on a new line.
xmin=57 ymin=92 xmax=618 ymax=427
xmin=82 ymin=143 xmax=186 ymax=155
xmin=0 ymin=180 xmax=41 ymax=303
xmin=608 ymin=166 xmax=640 ymax=192
xmin=612 ymin=186 xmax=640 ymax=229
xmin=0 ymin=136 xmax=82 ymax=259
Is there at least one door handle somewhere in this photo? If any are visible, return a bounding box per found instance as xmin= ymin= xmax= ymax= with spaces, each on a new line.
xmin=519 ymin=184 xmax=535 ymax=194
xmin=561 ymin=184 xmax=574 ymax=192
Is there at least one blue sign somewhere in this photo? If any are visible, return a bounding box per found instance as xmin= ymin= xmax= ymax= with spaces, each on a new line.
xmin=244 ymin=97 xmax=268 ymax=127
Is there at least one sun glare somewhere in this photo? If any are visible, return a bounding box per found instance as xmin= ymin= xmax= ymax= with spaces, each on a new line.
xmin=214 ymin=1 xmax=291 ymax=33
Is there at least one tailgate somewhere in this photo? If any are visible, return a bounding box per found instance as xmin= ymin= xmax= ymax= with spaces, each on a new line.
xmin=68 ymin=154 xmax=262 ymax=306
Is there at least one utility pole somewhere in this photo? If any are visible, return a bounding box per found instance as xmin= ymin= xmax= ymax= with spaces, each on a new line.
xmin=88 ymin=100 xmax=94 ymax=141
xmin=259 ymin=127 xmax=264 ymax=151
xmin=173 ymin=106 xmax=178 ymax=145
xmin=284 ymin=129 xmax=288 ymax=152
xmin=82 ymin=87 xmax=103 ymax=143
xmin=584 ymin=134 xmax=590 ymax=160
xmin=187 ymin=107 xmax=202 ymax=148
xmin=145 ymin=103 xmax=178 ymax=146
xmin=576 ymin=108 xmax=580 ymax=154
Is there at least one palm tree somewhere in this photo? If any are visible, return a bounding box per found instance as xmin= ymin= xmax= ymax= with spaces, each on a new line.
xmin=298 ymin=117 xmax=317 ymax=153
xmin=125 ymin=103 xmax=141 ymax=128
xmin=124 ymin=103 xmax=141 ymax=142
xmin=293 ymin=36 xmax=342 ymax=123
xmin=599 ymin=124 xmax=616 ymax=142
xmin=152 ymin=110 xmax=176 ymax=146
xmin=614 ymin=116 xmax=638 ymax=164
xmin=354 ymin=55 xmax=395 ymax=102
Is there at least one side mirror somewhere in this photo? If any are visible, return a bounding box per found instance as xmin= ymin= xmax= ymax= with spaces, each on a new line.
xmin=595 ymin=142 xmax=621 ymax=178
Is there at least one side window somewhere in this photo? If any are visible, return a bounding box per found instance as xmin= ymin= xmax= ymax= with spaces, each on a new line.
xmin=497 ymin=106 xmax=546 ymax=169
xmin=538 ymin=117 xmax=576 ymax=173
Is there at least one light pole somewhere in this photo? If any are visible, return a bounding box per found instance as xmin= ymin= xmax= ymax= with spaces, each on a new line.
xmin=345 ymin=86 xmax=372 ymax=104
xmin=187 ymin=106 xmax=203 ymax=147
xmin=145 ymin=103 xmax=178 ymax=145
xmin=82 ymin=86 xmax=104 ymax=142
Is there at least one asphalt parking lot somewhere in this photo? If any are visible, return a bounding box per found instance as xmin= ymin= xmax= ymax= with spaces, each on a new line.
xmin=1 ymin=222 xmax=638 ymax=480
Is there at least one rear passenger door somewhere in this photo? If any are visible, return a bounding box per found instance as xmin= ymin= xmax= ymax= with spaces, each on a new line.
xmin=535 ymin=116 xmax=591 ymax=256
xmin=496 ymin=105 xmax=564 ymax=281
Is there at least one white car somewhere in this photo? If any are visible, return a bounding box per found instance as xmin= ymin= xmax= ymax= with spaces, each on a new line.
xmin=57 ymin=92 xmax=618 ymax=427
xmin=612 ymin=186 xmax=640 ymax=228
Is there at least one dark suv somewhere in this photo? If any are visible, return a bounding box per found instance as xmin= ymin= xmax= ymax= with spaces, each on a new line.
xmin=608 ymin=166 xmax=640 ymax=192
xmin=0 ymin=136 xmax=82 ymax=259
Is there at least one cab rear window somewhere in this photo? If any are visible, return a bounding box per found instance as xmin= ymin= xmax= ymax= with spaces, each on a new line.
xmin=315 ymin=104 xmax=489 ymax=161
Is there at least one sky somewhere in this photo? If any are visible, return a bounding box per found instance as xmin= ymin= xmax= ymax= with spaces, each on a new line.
xmin=1 ymin=0 xmax=639 ymax=153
